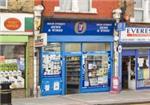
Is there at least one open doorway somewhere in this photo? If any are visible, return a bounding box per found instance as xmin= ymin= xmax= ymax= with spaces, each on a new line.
xmin=66 ymin=56 xmax=81 ymax=94
xmin=122 ymin=56 xmax=135 ymax=90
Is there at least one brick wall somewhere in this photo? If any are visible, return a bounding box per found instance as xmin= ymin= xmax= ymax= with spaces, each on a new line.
xmin=35 ymin=0 xmax=119 ymax=19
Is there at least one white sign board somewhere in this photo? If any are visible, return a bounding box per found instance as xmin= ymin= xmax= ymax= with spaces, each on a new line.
xmin=120 ymin=27 xmax=150 ymax=42
xmin=35 ymin=33 xmax=47 ymax=47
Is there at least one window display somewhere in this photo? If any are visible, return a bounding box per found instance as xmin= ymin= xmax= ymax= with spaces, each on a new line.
xmin=0 ymin=45 xmax=25 ymax=89
xmin=42 ymin=43 xmax=61 ymax=76
xmin=137 ymin=50 xmax=150 ymax=88
xmin=83 ymin=52 xmax=110 ymax=88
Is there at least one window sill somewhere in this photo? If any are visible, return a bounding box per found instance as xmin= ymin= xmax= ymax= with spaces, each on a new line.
xmin=130 ymin=17 xmax=150 ymax=23
xmin=54 ymin=7 xmax=97 ymax=14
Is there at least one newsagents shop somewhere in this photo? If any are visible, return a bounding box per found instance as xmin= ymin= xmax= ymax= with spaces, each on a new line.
xmin=39 ymin=18 xmax=115 ymax=96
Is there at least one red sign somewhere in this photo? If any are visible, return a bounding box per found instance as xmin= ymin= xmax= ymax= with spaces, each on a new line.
xmin=4 ymin=18 xmax=21 ymax=30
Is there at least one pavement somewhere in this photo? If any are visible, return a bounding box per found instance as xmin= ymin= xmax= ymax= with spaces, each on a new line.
xmin=12 ymin=90 xmax=150 ymax=105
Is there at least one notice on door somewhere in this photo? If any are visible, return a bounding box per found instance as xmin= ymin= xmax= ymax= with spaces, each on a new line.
xmin=53 ymin=82 xmax=59 ymax=91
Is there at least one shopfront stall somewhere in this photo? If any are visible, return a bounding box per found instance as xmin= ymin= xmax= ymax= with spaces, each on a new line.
xmin=120 ymin=26 xmax=150 ymax=90
xmin=0 ymin=13 xmax=33 ymax=97
xmin=40 ymin=18 xmax=115 ymax=96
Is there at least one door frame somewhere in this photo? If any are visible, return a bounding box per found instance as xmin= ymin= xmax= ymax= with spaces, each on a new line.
xmin=121 ymin=49 xmax=137 ymax=90
xmin=64 ymin=54 xmax=82 ymax=94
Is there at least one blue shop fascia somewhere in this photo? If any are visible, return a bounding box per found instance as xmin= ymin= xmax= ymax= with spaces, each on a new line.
xmin=39 ymin=17 xmax=115 ymax=96
xmin=120 ymin=23 xmax=150 ymax=91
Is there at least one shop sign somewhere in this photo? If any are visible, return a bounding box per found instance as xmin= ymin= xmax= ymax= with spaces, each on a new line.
xmin=0 ymin=13 xmax=33 ymax=35
xmin=35 ymin=33 xmax=47 ymax=47
xmin=42 ymin=19 xmax=115 ymax=35
xmin=4 ymin=18 xmax=21 ymax=30
xmin=120 ymin=27 xmax=150 ymax=42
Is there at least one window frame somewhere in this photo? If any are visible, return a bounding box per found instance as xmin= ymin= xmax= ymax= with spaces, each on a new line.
xmin=132 ymin=0 xmax=150 ymax=23
xmin=0 ymin=0 xmax=8 ymax=9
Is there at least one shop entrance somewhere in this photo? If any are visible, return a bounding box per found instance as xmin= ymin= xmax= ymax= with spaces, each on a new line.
xmin=66 ymin=56 xmax=81 ymax=94
xmin=122 ymin=56 xmax=135 ymax=90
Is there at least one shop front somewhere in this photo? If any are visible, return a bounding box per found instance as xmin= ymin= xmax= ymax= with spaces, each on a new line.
xmin=120 ymin=26 xmax=150 ymax=90
xmin=0 ymin=13 xmax=33 ymax=97
xmin=39 ymin=18 xmax=115 ymax=96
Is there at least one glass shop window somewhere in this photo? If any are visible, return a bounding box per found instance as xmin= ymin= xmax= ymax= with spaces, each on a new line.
xmin=0 ymin=45 xmax=25 ymax=89
xmin=43 ymin=43 xmax=61 ymax=52
xmin=83 ymin=43 xmax=110 ymax=52
xmin=137 ymin=49 xmax=150 ymax=88
xmin=65 ymin=43 xmax=81 ymax=52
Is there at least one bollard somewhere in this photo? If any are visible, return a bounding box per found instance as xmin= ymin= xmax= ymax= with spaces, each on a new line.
xmin=0 ymin=82 xmax=12 ymax=105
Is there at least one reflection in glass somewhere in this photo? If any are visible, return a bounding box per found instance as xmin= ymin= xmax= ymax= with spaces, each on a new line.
xmin=65 ymin=43 xmax=80 ymax=52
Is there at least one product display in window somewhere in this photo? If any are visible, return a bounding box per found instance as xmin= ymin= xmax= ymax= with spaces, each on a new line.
xmin=43 ymin=54 xmax=61 ymax=76
xmin=0 ymin=58 xmax=24 ymax=89
xmin=137 ymin=56 xmax=150 ymax=88
xmin=0 ymin=45 xmax=25 ymax=89
xmin=83 ymin=53 xmax=110 ymax=87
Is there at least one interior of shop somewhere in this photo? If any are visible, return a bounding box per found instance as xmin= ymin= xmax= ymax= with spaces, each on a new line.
xmin=66 ymin=56 xmax=80 ymax=94
xmin=122 ymin=56 xmax=135 ymax=90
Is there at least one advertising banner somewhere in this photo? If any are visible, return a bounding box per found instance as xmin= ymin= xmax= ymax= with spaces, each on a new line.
xmin=42 ymin=19 xmax=114 ymax=36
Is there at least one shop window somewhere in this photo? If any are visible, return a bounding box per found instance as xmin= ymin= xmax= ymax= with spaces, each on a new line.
xmin=133 ymin=0 xmax=150 ymax=22
xmin=0 ymin=0 xmax=8 ymax=9
xmin=83 ymin=43 xmax=110 ymax=52
xmin=65 ymin=43 xmax=81 ymax=52
xmin=43 ymin=43 xmax=61 ymax=52
xmin=137 ymin=49 xmax=150 ymax=88
xmin=0 ymin=45 xmax=25 ymax=89
xmin=54 ymin=0 xmax=97 ymax=13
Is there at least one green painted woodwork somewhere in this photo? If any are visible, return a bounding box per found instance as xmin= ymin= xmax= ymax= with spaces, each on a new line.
xmin=0 ymin=36 xmax=28 ymax=43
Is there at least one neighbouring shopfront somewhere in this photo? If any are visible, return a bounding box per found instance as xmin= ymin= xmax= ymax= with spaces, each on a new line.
xmin=39 ymin=18 xmax=115 ymax=96
xmin=0 ymin=13 xmax=33 ymax=97
xmin=120 ymin=26 xmax=150 ymax=90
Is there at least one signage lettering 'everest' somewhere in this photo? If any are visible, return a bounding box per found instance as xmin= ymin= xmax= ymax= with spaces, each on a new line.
xmin=127 ymin=28 xmax=150 ymax=34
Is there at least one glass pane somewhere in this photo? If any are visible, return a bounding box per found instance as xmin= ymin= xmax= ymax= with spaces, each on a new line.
xmin=44 ymin=43 xmax=60 ymax=52
xmin=137 ymin=49 xmax=150 ymax=88
xmin=60 ymin=0 xmax=71 ymax=11
xmin=134 ymin=10 xmax=143 ymax=22
xmin=83 ymin=54 xmax=109 ymax=87
xmin=0 ymin=45 xmax=25 ymax=89
xmin=134 ymin=0 xmax=143 ymax=8
xmin=0 ymin=0 xmax=6 ymax=6
xmin=65 ymin=43 xmax=81 ymax=52
xmin=78 ymin=0 xmax=89 ymax=12
xmin=83 ymin=43 xmax=110 ymax=52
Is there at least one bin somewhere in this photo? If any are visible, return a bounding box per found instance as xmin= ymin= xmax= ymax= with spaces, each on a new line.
xmin=0 ymin=82 xmax=12 ymax=105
